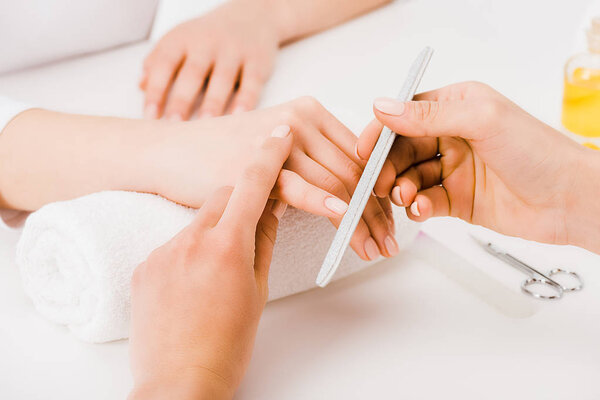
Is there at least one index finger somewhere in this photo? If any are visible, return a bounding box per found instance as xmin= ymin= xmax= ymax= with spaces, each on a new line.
xmin=219 ymin=125 xmax=293 ymax=232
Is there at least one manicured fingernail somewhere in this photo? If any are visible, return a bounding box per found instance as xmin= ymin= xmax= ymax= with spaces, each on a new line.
xmin=168 ymin=113 xmax=183 ymax=122
xmin=354 ymin=143 xmax=364 ymax=160
xmin=324 ymin=197 xmax=348 ymax=216
xmin=144 ymin=103 xmax=158 ymax=119
xmin=271 ymin=201 xmax=287 ymax=220
xmin=410 ymin=201 xmax=420 ymax=216
xmin=364 ymin=237 xmax=380 ymax=261
xmin=374 ymin=97 xmax=406 ymax=116
xmin=392 ymin=186 xmax=403 ymax=206
xmin=385 ymin=235 xmax=399 ymax=257
xmin=271 ymin=125 xmax=290 ymax=138
xmin=232 ymin=105 xmax=246 ymax=114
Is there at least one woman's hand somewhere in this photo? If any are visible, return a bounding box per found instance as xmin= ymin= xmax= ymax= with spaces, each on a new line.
xmin=129 ymin=127 xmax=291 ymax=400
xmin=145 ymin=97 xmax=397 ymax=261
xmin=140 ymin=1 xmax=280 ymax=120
xmin=357 ymin=81 xmax=600 ymax=251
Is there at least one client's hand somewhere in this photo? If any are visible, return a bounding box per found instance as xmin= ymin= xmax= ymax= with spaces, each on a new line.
xmin=140 ymin=1 xmax=279 ymax=120
xmin=148 ymin=97 xmax=396 ymax=261
xmin=129 ymin=127 xmax=291 ymax=400
xmin=357 ymin=81 xmax=600 ymax=251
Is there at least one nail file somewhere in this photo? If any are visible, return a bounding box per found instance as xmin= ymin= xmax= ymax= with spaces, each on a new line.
xmin=316 ymin=47 xmax=434 ymax=287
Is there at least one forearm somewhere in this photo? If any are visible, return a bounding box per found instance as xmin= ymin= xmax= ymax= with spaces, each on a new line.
xmin=241 ymin=0 xmax=393 ymax=44
xmin=0 ymin=109 xmax=164 ymax=210
xmin=566 ymin=147 xmax=600 ymax=254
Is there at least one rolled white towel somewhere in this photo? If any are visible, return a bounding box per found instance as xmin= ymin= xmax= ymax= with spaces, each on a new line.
xmin=16 ymin=191 xmax=420 ymax=343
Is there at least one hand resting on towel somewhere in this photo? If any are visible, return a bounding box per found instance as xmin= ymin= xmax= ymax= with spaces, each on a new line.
xmin=1 ymin=97 xmax=396 ymax=260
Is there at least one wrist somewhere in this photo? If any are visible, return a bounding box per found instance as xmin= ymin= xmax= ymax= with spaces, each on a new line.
xmin=565 ymin=147 xmax=600 ymax=254
xmin=129 ymin=367 xmax=234 ymax=400
xmin=231 ymin=0 xmax=298 ymax=43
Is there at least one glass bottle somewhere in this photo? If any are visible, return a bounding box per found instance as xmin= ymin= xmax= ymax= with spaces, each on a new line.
xmin=562 ymin=16 xmax=600 ymax=149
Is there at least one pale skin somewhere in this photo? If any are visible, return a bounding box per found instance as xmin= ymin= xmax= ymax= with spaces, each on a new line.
xmin=128 ymin=82 xmax=600 ymax=399
xmin=129 ymin=127 xmax=295 ymax=399
xmin=140 ymin=0 xmax=392 ymax=120
xmin=0 ymin=97 xmax=397 ymax=260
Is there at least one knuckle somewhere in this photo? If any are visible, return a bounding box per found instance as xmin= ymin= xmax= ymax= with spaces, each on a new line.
xmin=279 ymin=109 xmax=300 ymax=128
xmin=463 ymin=80 xmax=490 ymax=92
xmin=296 ymin=96 xmax=321 ymax=111
xmin=213 ymin=235 xmax=237 ymax=255
xmin=242 ymin=163 xmax=270 ymax=183
xmin=184 ymin=61 xmax=208 ymax=77
xmin=412 ymin=101 xmax=440 ymax=123
xmin=477 ymin=98 xmax=503 ymax=123
xmin=320 ymin=174 xmax=347 ymax=198
xmin=343 ymin=160 xmax=363 ymax=184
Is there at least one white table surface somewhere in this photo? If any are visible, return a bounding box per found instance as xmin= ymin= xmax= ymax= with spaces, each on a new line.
xmin=2 ymin=0 xmax=600 ymax=398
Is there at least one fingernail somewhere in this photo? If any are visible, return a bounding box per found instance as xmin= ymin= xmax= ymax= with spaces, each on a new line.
xmin=271 ymin=125 xmax=290 ymax=138
xmin=232 ymin=105 xmax=246 ymax=114
xmin=364 ymin=237 xmax=380 ymax=261
xmin=374 ymin=97 xmax=406 ymax=116
xmin=144 ymin=103 xmax=158 ymax=119
xmin=168 ymin=113 xmax=183 ymax=122
xmin=385 ymin=235 xmax=399 ymax=257
xmin=324 ymin=197 xmax=348 ymax=216
xmin=271 ymin=201 xmax=287 ymax=220
xmin=410 ymin=201 xmax=420 ymax=217
xmin=392 ymin=186 xmax=403 ymax=206
xmin=354 ymin=143 xmax=364 ymax=160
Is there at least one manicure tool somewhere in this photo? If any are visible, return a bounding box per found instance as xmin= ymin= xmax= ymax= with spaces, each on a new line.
xmin=471 ymin=236 xmax=584 ymax=300
xmin=316 ymin=47 xmax=434 ymax=287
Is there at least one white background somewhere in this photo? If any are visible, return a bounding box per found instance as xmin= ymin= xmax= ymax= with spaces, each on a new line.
xmin=1 ymin=0 xmax=600 ymax=398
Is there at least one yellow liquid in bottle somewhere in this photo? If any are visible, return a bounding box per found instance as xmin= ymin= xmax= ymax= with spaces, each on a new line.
xmin=562 ymin=67 xmax=600 ymax=137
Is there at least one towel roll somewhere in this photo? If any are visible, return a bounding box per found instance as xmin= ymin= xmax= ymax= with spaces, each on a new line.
xmin=17 ymin=191 xmax=420 ymax=343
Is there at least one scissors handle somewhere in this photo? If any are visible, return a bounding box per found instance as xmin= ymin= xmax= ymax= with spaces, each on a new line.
xmin=521 ymin=277 xmax=563 ymax=300
xmin=549 ymin=268 xmax=584 ymax=292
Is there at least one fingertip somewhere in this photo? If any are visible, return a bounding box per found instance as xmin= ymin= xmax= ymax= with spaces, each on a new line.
xmin=144 ymin=103 xmax=159 ymax=119
xmin=391 ymin=186 xmax=403 ymax=206
xmin=356 ymin=119 xmax=383 ymax=160
xmin=408 ymin=195 xmax=431 ymax=221
xmin=373 ymin=97 xmax=406 ymax=116
xmin=324 ymin=196 xmax=349 ymax=216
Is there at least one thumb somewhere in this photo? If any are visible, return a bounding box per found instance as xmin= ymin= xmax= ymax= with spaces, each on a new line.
xmin=372 ymin=97 xmax=492 ymax=140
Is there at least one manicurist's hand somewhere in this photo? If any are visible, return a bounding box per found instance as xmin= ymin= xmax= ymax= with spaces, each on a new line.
xmin=149 ymin=97 xmax=397 ymax=261
xmin=128 ymin=127 xmax=292 ymax=400
xmin=357 ymin=81 xmax=600 ymax=253
xmin=140 ymin=0 xmax=279 ymax=120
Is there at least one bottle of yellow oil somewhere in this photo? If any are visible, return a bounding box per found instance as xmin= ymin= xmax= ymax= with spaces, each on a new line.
xmin=562 ymin=16 xmax=600 ymax=149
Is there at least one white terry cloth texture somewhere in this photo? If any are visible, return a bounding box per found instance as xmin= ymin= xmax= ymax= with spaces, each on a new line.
xmin=17 ymin=191 xmax=420 ymax=343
